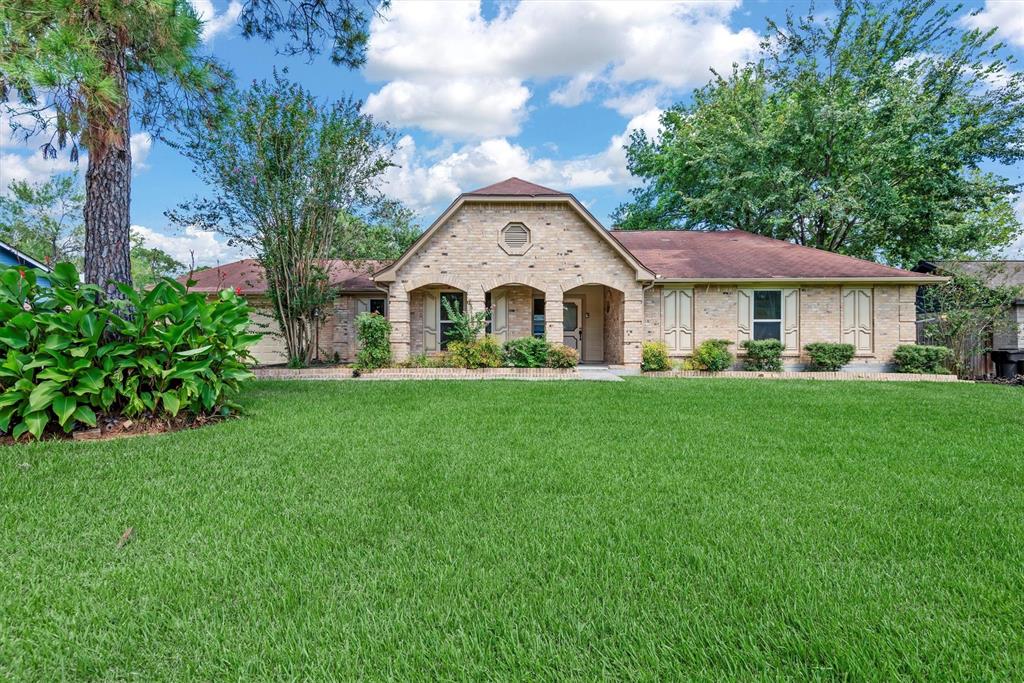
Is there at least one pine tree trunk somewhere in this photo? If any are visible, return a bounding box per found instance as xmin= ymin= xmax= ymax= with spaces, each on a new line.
xmin=83 ymin=45 xmax=132 ymax=298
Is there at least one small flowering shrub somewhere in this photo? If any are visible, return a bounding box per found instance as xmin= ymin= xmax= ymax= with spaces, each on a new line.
xmin=546 ymin=343 xmax=579 ymax=369
xmin=0 ymin=263 xmax=257 ymax=440
xmin=447 ymin=336 xmax=503 ymax=369
xmin=641 ymin=341 xmax=671 ymax=371
xmin=741 ymin=339 xmax=784 ymax=371
xmin=684 ymin=339 xmax=734 ymax=372
xmin=354 ymin=312 xmax=391 ymax=370
xmin=503 ymin=337 xmax=550 ymax=368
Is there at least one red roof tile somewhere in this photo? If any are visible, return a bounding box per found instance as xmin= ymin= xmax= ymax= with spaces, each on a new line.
xmin=465 ymin=177 xmax=566 ymax=197
xmin=612 ymin=230 xmax=924 ymax=280
xmin=180 ymin=258 xmax=387 ymax=294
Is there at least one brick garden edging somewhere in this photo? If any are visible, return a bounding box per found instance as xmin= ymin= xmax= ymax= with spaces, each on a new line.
xmin=254 ymin=366 xmax=580 ymax=380
xmin=254 ymin=367 xmax=354 ymax=380
xmin=255 ymin=366 xmax=960 ymax=382
xmin=643 ymin=370 xmax=960 ymax=382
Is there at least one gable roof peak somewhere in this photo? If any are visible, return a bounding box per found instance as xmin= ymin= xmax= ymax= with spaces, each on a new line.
xmin=465 ymin=177 xmax=566 ymax=197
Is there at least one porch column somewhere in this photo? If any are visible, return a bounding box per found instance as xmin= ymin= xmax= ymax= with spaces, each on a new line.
xmin=467 ymin=288 xmax=486 ymax=339
xmin=544 ymin=290 xmax=563 ymax=346
xmin=623 ymin=290 xmax=644 ymax=367
xmin=389 ymin=289 xmax=410 ymax=362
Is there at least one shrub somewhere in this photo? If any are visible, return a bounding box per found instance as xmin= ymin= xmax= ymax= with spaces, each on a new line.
xmin=741 ymin=338 xmax=783 ymax=371
xmin=503 ymin=337 xmax=549 ymax=368
xmin=0 ymin=263 xmax=257 ymax=440
xmin=804 ymin=342 xmax=856 ymax=371
xmin=893 ymin=345 xmax=952 ymax=374
xmin=641 ymin=341 xmax=671 ymax=371
xmin=687 ymin=339 xmax=734 ymax=372
xmin=354 ymin=312 xmax=391 ymax=370
xmin=447 ymin=336 xmax=504 ymax=369
xmin=546 ymin=343 xmax=579 ymax=368
xmin=440 ymin=296 xmax=489 ymax=345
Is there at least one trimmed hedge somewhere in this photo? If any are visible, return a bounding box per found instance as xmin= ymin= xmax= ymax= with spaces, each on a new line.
xmin=503 ymin=337 xmax=550 ymax=368
xmin=893 ymin=345 xmax=951 ymax=374
xmin=546 ymin=343 xmax=579 ymax=369
xmin=741 ymin=339 xmax=783 ymax=371
xmin=804 ymin=342 xmax=856 ymax=371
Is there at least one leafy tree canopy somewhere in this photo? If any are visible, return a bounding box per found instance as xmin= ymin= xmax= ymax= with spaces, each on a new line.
xmin=615 ymin=0 xmax=1024 ymax=267
xmin=0 ymin=174 xmax=84 ymax=266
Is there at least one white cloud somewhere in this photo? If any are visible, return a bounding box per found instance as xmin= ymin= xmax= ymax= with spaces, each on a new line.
xmin=381 ymin=108 xmax=663 ymax=214
xmin=963 ymin=1 xmax=1024 ymax=48
xmin=365 ymin=78 xmax=530 ymax=139
xmin=549 ymin=73 xmax=598 ymax=107
xmin=365 ymin=1 xmax=757 ymax=138
xmin=132 ymin=224 xmax=248 ymax=267
xmin=189 ymin=0 xmax=242 ymax=42
xmin=130 ymin=132 xmax=152 ymax=172
xmin=0 ymin=152 xmax=77 ymax=193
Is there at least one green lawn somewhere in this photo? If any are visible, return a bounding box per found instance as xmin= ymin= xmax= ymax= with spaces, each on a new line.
xmin=2 ymin=379 xmax=1023 ymax=680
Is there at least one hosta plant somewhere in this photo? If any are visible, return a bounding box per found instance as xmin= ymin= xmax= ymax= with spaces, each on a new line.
xmin=0 ymin=263 xmax=258 ymax=440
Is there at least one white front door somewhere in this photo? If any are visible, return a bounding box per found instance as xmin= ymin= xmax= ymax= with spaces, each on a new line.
xmin=563 ymin=299 xmax=582 ymax=351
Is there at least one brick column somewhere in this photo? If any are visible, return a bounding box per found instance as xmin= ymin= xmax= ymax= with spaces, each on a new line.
xmin=468 ymin=290 xmax=486 ymax=339
xmin=623 ymin=290 xmax=644 ymax=367
xmin=545 ymin=290 xmax=563 ymax=345
xmin=389 ymin=290 xmax=410 ymax=362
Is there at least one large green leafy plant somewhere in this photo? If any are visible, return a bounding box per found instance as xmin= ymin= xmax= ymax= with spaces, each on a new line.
xmin=0 ymin=263 xmax=257 ymax=440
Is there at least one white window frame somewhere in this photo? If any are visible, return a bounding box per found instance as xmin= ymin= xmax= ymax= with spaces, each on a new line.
xmin=752 ymin=289 xmax=783 ymax=342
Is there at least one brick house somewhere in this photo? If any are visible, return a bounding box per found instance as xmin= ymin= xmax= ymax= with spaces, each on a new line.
xmin=187 ymin=178 xmax=941 ymax=369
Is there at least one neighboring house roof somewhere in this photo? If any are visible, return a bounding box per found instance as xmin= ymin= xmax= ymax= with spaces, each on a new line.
xmin=0 ymin=239 xmax=51 ymax=272
xmin=181 ymin=259 xmax=387 ymax=294
xmin=465 ymin=177 xmax=566 ymax=197
xmin=916 ymin=260 xmax=1024 ymax=302
xmin=612 ymin=229 xmax=936 ymax=282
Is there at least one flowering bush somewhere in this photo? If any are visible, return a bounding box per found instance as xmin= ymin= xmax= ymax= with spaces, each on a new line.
xmin=546 ymin=343 xmax=579 ymax=368
xmin=447 ymin=336 xmax=503 ymax=369
xmin=641 ymin=341 xmax=671 ymax=371
xmin=0 ymin=263 xmax=257 ymax=440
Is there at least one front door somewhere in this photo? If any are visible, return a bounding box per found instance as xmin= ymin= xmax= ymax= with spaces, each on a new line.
xmin=563 ymin=299 xmax=582 ymax=351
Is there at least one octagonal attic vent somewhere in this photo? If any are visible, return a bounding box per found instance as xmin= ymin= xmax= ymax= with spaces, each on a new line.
xmin=499 ymin=222 xmax=532 ymax=255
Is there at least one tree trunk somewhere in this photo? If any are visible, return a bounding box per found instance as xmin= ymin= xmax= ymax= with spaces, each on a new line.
xmin=84 ymin=44 xmax=132 ymax=298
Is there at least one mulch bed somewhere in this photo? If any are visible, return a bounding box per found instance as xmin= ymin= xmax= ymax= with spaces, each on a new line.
xmin=1 ymin=413 xmax=231 ymax=446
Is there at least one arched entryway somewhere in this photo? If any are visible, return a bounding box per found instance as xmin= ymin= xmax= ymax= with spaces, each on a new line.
xmin=483 ymin=280 xmax=546 ymax=344
xmin=561 ymin=283 xmax=625 ymax=365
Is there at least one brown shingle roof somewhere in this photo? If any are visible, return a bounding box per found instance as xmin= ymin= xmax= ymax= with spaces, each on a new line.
xmin=612 ymin=230 xmax=925 ymax=280
xmin=180 ymin=258 xmax=387 ymax=294
xmin=465 ymin=177 xmax=566 ymax=197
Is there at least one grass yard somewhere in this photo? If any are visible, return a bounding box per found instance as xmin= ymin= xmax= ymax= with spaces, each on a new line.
xmin=2 ymin=378 xmax=1023 ymax=680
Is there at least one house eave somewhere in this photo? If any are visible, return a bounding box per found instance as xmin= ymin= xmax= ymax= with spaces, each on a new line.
xmin=652 ymin=276 xmax=949 ymax=285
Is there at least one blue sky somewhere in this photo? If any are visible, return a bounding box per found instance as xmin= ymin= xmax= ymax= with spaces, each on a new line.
xmin=1 ymin=0 xmax=1022 ymax=265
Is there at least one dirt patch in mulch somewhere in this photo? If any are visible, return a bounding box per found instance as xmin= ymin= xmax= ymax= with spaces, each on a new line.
xmin=0 ymin=413 xmax=232 ymax=446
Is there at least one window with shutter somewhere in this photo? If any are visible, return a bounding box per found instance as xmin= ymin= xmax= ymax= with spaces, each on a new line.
xmin=841 ymin=288 xmax=873 ymax=353
xmin=782 ymin=288 xmax=799 ymax=352
xmin=662 ymin=288 xmax=693 ymax=352
xmin=737 ymin=289 xmax=752 ymax=344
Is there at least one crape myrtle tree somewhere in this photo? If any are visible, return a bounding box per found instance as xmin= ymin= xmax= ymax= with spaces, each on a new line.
xmin=0 ymin=0 xmax=384 ymax=297
xmin=615 ymin=0 xmax=1024 ymax=268
xmin=167 ymin=73 xmax=397 ymax=367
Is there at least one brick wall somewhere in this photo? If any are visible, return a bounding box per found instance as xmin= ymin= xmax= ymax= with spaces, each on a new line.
xmin=643 ymin=284 xmax=919 ymax=368
xmin=385 ymin=200 xmax=644 ymax=366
